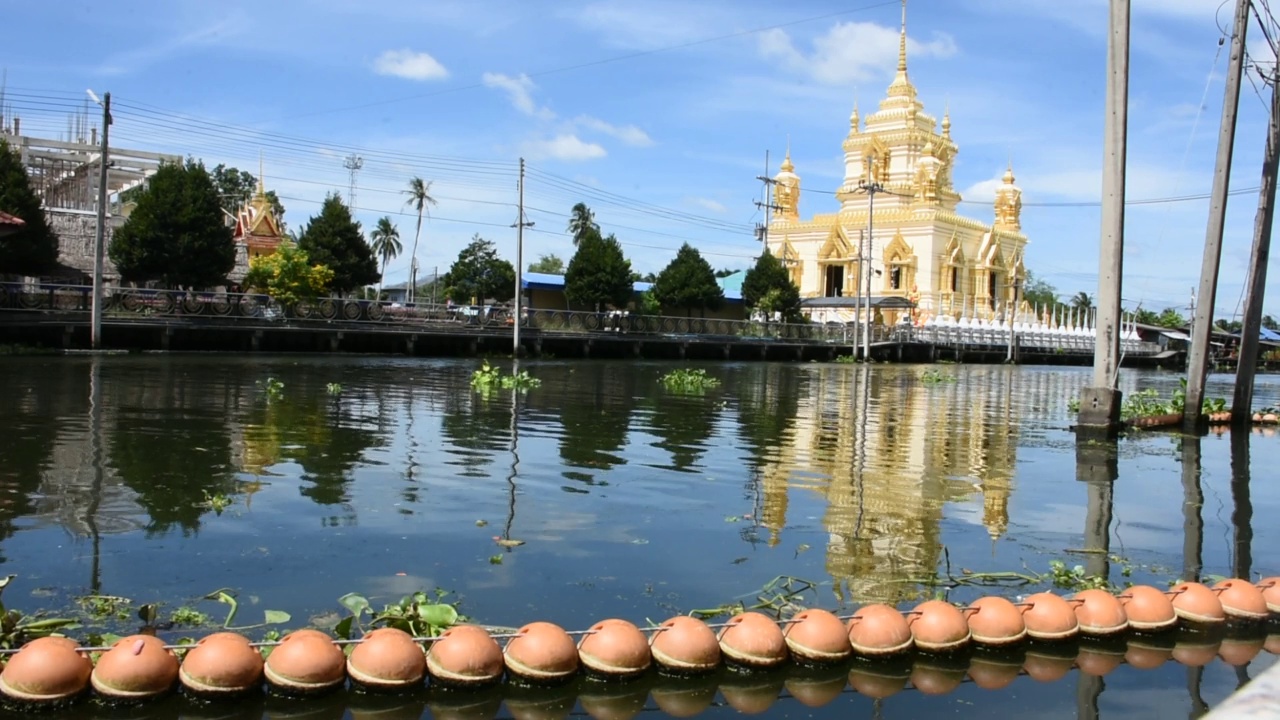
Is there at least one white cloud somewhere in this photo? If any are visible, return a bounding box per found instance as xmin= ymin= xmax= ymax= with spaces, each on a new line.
xmin=759 ymin=22 xmax=957 ymax=85
xmin=574 ymin=116 xmax=654 ymax=146
xmin=482 ymin=72 xmax=555 ymax=119
xmin=522 ymin=134 xmax=607 ymax=162
xmin=572 ymin=0 xmax=726 ymax=50
xmin=373 ymin=49 xmax=449 ymax=81
xmin=689 ymin=197 xmax=728 ymax=214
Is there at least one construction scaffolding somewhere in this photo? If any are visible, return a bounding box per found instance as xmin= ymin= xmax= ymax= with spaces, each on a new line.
xmin=1 ymin=130 xmax=180 ymax=214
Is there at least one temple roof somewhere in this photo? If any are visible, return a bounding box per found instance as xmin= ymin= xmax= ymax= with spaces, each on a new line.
xmin=234 ymin=177 xmax=281 ymax=240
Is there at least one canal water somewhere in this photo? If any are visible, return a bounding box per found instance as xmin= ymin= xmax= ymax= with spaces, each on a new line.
xmin=0 ymin=355 xmax=1277 ymax=719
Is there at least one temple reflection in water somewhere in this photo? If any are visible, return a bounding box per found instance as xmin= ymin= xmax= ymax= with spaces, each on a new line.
xmin=752 ymin=365 xmax=1084 ymax=605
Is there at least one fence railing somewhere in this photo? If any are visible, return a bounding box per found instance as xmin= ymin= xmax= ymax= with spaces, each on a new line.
xmin=0 ymin=283 xmax=1161 ymax=354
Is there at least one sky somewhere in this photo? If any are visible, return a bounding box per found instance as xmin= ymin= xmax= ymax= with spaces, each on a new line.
xmin=3 ymin=0 xmax=1278 ymax=319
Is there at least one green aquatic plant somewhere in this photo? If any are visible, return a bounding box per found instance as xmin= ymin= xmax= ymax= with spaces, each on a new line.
xmin=834 ymin=355 xmax=857 ymax=364
xmin=326 ymin=382 xmax=342 ymax=395
xmin=334 ymin=589 xmax=464 ymax=640
xmin=920 ymin=368 xmax=956 ymax=385
xmin=260 ymin=377 xmax=285 ymax=402
xmin=201 ymin=490 xmax=232 ymax=515
xmin=0 ymin=575 xmax=79 ymax=649
xmin=470 ymin=360 xmax=542 ymax=392
xmin=77 ymin=594 xmax=132 ymax=621
xmin=660 ymin=368 xmax=721 ymax=393
xmin=203 ymin=588 xmax=291 ymax=631
xmin=169 ymin=606 xmax=210 ymax=627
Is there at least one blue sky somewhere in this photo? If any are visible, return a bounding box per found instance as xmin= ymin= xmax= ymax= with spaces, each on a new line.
xmin=4 ymin=0 xmax=1277 ymax=318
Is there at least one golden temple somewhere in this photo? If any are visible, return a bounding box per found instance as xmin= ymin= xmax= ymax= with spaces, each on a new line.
xmin=233 ymin=165 xmax=284 ymax=261
xmin=767 ymin=0 xmax=1027 ymax=325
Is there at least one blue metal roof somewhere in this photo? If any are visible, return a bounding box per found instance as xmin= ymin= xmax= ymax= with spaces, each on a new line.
xmin=1260 ymin=327 xmax=1280 ymax=342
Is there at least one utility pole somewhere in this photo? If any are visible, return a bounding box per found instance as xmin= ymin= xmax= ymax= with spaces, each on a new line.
xmin=857 ymin=175 xmax=886 ymax=359
xmin=511 ymin=158 xmax=534 ymax=357
xmin=1077 ymin=0 xmax=1130 ymax=436
xmin=1185 ymin=0 xmax=1250 ymax=430
xmin=1233 ymin=61 xmax=1280 ymax=423
xmin=343 ymin=154 xmax=363 ymax=209
xmin=1006 ymin=280 xmax=1021 ymax=363
xmin=88 ymin=90 xmax=111 ymax=351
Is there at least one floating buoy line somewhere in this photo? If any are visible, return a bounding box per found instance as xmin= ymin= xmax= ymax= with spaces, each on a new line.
xmin=0 ymin=579 xmax=1277 ymax=716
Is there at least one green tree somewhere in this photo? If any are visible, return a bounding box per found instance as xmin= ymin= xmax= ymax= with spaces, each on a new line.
xmin=564 ymin=229 xmax=634 ymax=311
xmin=741 ymin=248 xmax=800 ymax=321
xmin=370 ymin=216 xmax=401 ymax=297
xmin=110 ymin=160 xmax=235 ymax=288
xmin=1214 ymin=318 xmax=1243 ymax=333
xmin=1263 ymin=314 xmax=1278 ymax=331
xmin=1156 ymin=307 xmax=1186 ymax=329
xmin=567 ymin=202 xmax=599 ymax=246
xmin=652 ymin=243 xmax=723 ymax=316
xmin=444 ymin=234 xmax=515 ymax=303
xmin=210 ymin=164 xmax=286 ymax=225
xmin=527 ymin=252 xmax=565 ymax=274
xmin=1021 ymin=270 xmax=1059 ymax=310
xmin=1136 ymin=309 xmax=1162 ymax=326
xmin=404 ymin=177 xmax=437 ymax=303
xmin=242 ymin=240 xmax=334 ymax=306
xmin=0 ymin=138 xmax=58 ymax=277
xmin=1069 ymin=291 xmax=1095 ymax=311
xmin=296 ymin=194 xmax=380 ymax=295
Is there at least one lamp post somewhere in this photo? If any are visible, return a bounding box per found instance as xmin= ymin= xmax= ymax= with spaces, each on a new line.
xmin=87 ymin=90 xmax=111 ymax=350
xmin=856 ymin=176 xmax=886 ymax=359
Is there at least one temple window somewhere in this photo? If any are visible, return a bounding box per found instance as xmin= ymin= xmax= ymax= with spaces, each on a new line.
xmin=889 ymin=267 xmax=902 ymax=290
xmin=988 ymin=272 xmax=999 ymax=309
xmin=950 ymin=266 xmax=959 ymax=292
xmin=824 ymin=265 xmax=845 ymax=297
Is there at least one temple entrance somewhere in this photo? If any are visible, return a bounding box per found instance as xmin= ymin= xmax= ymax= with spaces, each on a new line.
xmin=824 ymin=265 xmax=844 ymax=297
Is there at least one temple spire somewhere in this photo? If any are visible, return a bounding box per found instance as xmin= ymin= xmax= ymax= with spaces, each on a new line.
xmin=256 ymin=152 xmax=266 ymax=197
xmin=898 ymin=0 xmax=908 ymax=74
xmin=884 ymin=0 xmax=916 ymax=100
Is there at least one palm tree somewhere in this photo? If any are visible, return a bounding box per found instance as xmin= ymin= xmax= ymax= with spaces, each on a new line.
xmin=370 ymin=216 xmax=402 ymax=299
xmin=567 ymin=202 xmax=599 ymax=245
xmin=403 ymin=177 xmax=438 ymax=304
xmin=1070 ymin=292 xmax=1095 ymax=311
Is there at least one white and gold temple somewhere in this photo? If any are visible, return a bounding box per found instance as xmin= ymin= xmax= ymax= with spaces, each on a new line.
xmin=767 ymin=1 xmax=1027 ymax=326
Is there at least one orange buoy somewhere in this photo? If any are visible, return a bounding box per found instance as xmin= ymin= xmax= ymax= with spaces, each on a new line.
xmin=1212 ymin=579 xmax=1269 ymax=620
xmin=90 ymin=634 xmax=179 ymax=700
xmin=264 ymin=629 xmax=346 ymax=695
xmin=650 ymin=682 xmax=717 ymax=718
xmin=1258 ymin=577 xmax=1280 ymax=613
xmin=848 ymin=667 xmax=908 ymax=699
xmin=1169 ymin=582 xmax=1225 ymax=624
xmin=1124 ymin=639 xmax=1172 ymax=670
xmin=1020 ymin=592 xmax=1079 ymax=641
xmin=1264 ymin=633 xmax=1280 ymax=656
xmin=649 ymin=616 xmax=720 ymax=674
xmin=1022 ymin=650 xmax=1075 ymax=683
xmin=179 ymin=632 xmax=263 ymax=696
xmin=719 ymin=674 xmax=784 ymax=715
xmin=910 ymin=662 xmax=966 ymax=696
xmin=1172 ymin=639 xmax=1221 ymax=668
xmin=782 ymin=609 xmax=851 ymax=663
xmin=846 ymin=604 xmax=913 ymax=656
xmin=577 ymin=619 xmax=651 ymax=678
xmin=906 ymin=600 xmax=970 ymax=653
xmin=347 ymin=627 xmax=426 ymax=690
xmin=1119 ymin=586 xmax=1177 ymax=632
xmin=503 ymin=621 xmax=579 ymax=683
xmin=717 ymin=612 xmax=788 ymax=668
xmin=426 ymin=625 xmax=504 ymax=686
xmin=578 ymin=684 xmax=650 ymax=720
xmin=965 ymin=596 xmax=1026 ymax=646
xmin=967 ymin=657 xmax=1022 ymax=691
xmin=1219 ymin=638 xmax=1265 ymax=666
xmin=1076 ymin=647 xmax=1124 ymax=677
xmin=0 ymin=636 xmax=92 ymax=703
xmin=1071 ymin=589 xmax=1128 ymax=636
xmin=784 ymin=672 xmax=847 ymax=708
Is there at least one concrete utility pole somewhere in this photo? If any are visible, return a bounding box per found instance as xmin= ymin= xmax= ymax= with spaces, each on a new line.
xmin=88 ymin=90 xmax=111 ymax=351
xmin=511 ymin=158 xmax=534 ymax=357
xmin=857 ymin=176 xmax=887 ymax=360
xmin=1233 ymin=62 xmax=1280 ymax=422
xmin=1077 ymin=0 xmax=1130 ymax=435
xmin=1185 ymin=0 xmax=1250 ymax=429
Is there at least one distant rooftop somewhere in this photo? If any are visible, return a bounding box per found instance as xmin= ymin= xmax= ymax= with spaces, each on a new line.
xmin=522 ymin=270 xmax=743 ymax=302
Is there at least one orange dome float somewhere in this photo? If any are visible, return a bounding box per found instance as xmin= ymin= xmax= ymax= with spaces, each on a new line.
xmin=906 ymin=600 xmax=970 ymax=653
xmin=577 ymin=619 xmax=651 ymax=678
xmin=650 ymin=616 xmax=720 ymax=674
xmin=1169 ymin=582 xmax=1225 ymax=624
xmin=650 ymin=683 xmax=717 ymax=718
xmin=347 ymin=627 xmax=426 ymax=690
xmin=1218 ymin=638 xmax=1265 ymax=666
xmin=1212 ymin=579 xmax=1269 ymax=620
xmin=1072 ymin=589 xmax=1128 ymax=636
xmin=503 ymin=621 xmax=579 ymax=683
xmin=90 ymin=634 xmax=179 ymax=699
xmin=717 ymin=612 xmax=788 ymax=668
xmin=1119 ymin=586 xmax=1177 ymax=632
xmin=1021 ymin=592 xmax=1079 ymax=641
xmin=1075 ymin=648 xmax=1124 ymax=677
xmin=264 ymin=629 xmax=347 ymax=694
xmin=1257 ymin=577 xmax=1280 ymax=613
xmin=1172 ymin=639 xmax=1221 ymax=668
xmin=846 ymin=604 xmax=913 ymax=656
xmin=965 ymin=596 xmax=1026 ymax=646
xmin=1021 ymin=650 xmax=1075 ymax=683
xmin=847 ymin=668 xmax=908 ymax=699
xmin=427 ymin=625 xmax=504 ymax=686
xmin=179 ymin=632 xmax=264 ymax=696
xmin=967 ymin=658 xmax=1022 ymax=691
xmin=784 ymin=673 xmax=848 ymax=707
xmin=1124 ymin=640 xmax=1172 ymax=670
xmin=782 ymin=609 xmax=851 ymax=663
xmin=910 ymin=662 xmax=966 ymax=696
xmin=0 ymin=636 xmax=92 ymax=703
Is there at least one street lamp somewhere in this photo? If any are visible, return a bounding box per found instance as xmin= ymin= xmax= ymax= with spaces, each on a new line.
xmin=87 ymin=89 xmax=112 ymax=350
xmin=855 ymin=176 xmax=887 ymax=359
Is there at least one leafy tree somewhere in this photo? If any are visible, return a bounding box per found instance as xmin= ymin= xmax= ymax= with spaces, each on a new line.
xmin=444 ymin=234 xmax=515 ymax=303
xmin=567 ymin=202 xmax=599 ymax=246
xmin=652 ymin=243 xmax=723 ymax=316
xmin=1215 ymin=318 xmax=1243 ymax=333
xmin=404 ymin=177 xmax=437 ymax=303
xmin=527 ymin=252 xmax=565 ymax=274
xmin=1021 ymin=270 xmax=1059 ymax=310
xmin=296 ymin=194 xmax=379 ymax=295
xmin=370 ymin=216 xmax=401 ymax=297
xmin=210 ymin=164 xmax=285 ymax=226
xmin=1156 ymin=307 xmax=1186 ymax=329
xmin=110 ymin=160 xmax=235 ymax=288
xmin=0 ymin=138 xmax=58 ymax=277
xmin=1136 ymin=309 xmax=1162 ymax=326
xmin=1069 ymin=291 xmax=1095 ymax=311
xmin=1264 ymin=314 xmax=1278 ymax=331
xmin=741 ymin=248 xmax=800 ymax=321
xmin=631 ymin=271 xmax=658 ymax=283
xmin=564 ymin=229 xmax=634 ymax=311
xmin=714 ymin=267 xmax=738 ymax=278
xmin=242 ymin=240 xmax=333 ymax=306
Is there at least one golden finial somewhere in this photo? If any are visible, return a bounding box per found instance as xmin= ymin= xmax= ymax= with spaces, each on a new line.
xmin=780 ymin=143 xmax=794 ymax=173
xmin=898 ymin=0 xmax=908 ymax=73
xmin=256 ymin=151 xmax=266 ymax=196
xmin=850 ymin=97 xmax=860 ymax=131
xmin=1003 ymin=160 xmax=1015 ymax=185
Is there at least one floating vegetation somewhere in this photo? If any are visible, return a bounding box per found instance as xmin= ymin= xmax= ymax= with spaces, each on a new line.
xmin=334 ymin=589 xmax=463 ymax=640
xmin=686 ymin=575 xmax=818 ymax=621
xmin=660 ymin=368 xmax=721 ymax=393
xmin=920 ymin=368 xmax=957 ymax=385
xmin=834 ymin=355 xmax=857 ymax=364
xmin=260 ymin=377 xmax=285 ymax=402
xmin=0 ymin=344 xmax=58 ymax=356
xmin=470 ymin=361 xmax=542 ymax=392
xmin=203 ymin=588 xmax=291 ymax=631
xmin=1065 ymin=380 xmax=1228 ymax=421
xmin=168 ymin=606 xmax=210 ymax=627
xmin=0 ymin=575 xmax=79 ymax=649
xmin=326 ymin=382 xmax=342 ymax=395
xmin=201 ymin=490 xmax=232 ymax=515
